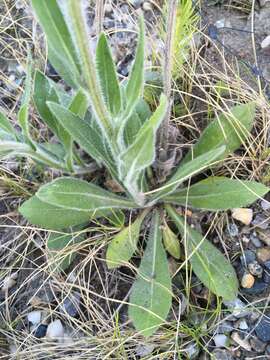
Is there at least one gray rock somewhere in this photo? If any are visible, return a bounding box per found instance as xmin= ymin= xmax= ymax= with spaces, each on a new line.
xmin=248 ymin=261 xmax=263 ymax=277
xmin=227 ymin=223 xmax=239 ymax=237
xmin=252 ymin=215 xmax=269 ymax=230
xmin=213 ymin=334 xmax=228 ymax=347
xmin=242 ymin=279 xmax=268 ymax=295
xmin=250 ymin=234 xmax=262 ymax=248
xmin=255 ymin=316 xmax=270 ymax=342
xmin=183 ymin=342 xmax=199 ymax=359
xmin=250 ymin=337 xmax=266 ymax=353
xmin=223 ymin=298 xmax=251 ymax=318
xmin=240 ymin=250 xmax=256 ymax=267
xmin=34 ymin=324 xmax=47 ymax=339
xmin=212 ymin=349 xmax=234 ymax=360
xmin=129 ymin=0 xmax=143 ymax=9
xmin=135 ymin=343 xmax=155 ymax=357
xmin=264 ymin=260 xmax=270 ymax=271
xmin=261 ymin=199 xmax=270 ymax=211
xmin=61 ymin=292 xmax=81 ymax=318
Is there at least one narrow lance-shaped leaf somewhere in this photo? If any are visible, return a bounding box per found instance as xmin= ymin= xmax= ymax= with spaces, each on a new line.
xmin=0 ymin=112 xmax=18 ymax=139
xmin=164 ymin=176 xmax=269 ymax=210
xmin=36 ymin=177 xmax=137 ymax=212
xmin=149 ymin=145 xmax=226 ymax=203
xmin=106 ymin=209 xmax=149 ymax=269
xmin=162 ymin=221 xmax=181 ymax=259
xmin=96 ymin=33 xmax=121 ymax=116
xmin=129 ymin=211 xmax=172 ymax=337
xmin=124 ymin=16 xmax=145 ymax=118
xmin=166 ymin=205 xmax=238 ymax=301
xmin=31 ymin=0 xmax=81 ymax=87
xmin=182 ymin=102 xmax=256 ymax=164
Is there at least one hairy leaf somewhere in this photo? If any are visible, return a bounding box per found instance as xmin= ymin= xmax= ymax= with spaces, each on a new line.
xmin=0 ymin=112 xmax=17 ymax=139
xmin=164 ymin=176 xmax=269 ymax=210
xmin=31 ymin=0 xmax=81 ymax=87
xmin=129 ymin=211 xmax=172 ymax=337
xmin=183 ymin=103 xmax=255 ymax=164
xmin=106 ymin=210 xmax=148 ymax=269
xmin=96 ymin=33 xmax=121 ymax=116
xmin=36 ymin=177 xmax=137 ymax=211
xmin=162 ymin=222 xmax=181 ymax=259
xmin=150 ymin=146 xmax=226 ymax=202
xmin=167 ymin=206 xmax=238 ymax=300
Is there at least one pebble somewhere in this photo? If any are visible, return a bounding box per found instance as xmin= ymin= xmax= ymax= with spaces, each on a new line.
xmin=255 ymin=316 xmax=270 ymax=342
xmin=34 ymin=324 xmax=47 ymax=338
xmin=1 ymin=274 xmax=17 ymax=292
xmin=250 ymin=337 xmax=266 ymax=353
xmin=61 ymin=292 xmax=81 ymax=318
xmin=104 ymin=4 xmax=113 ymax=14
xmin=242 ymin=279 xmax=268 ymax=295
xmin=213 ymin=334 xmax=228 ymax=347
xmin=261 ymin=35 xmax=270 ymax=49
xmin=257 ymin=247 xmax=270 ymax=262
xmin=241 ymin=273 xmax=255 ymax=288
xmin=27 ymin=311 xmax=41 ymax=325
xmin=250 ymin=234 xmax=262 ymax=248
xmin=135 ymin=343 xmax=155 ymax=357
xmin=130 ymin=0 xmax=143 ymax=8
xmin=231 ymin=331 xmax=251 ymax=351
xmin=232 ymin=208 xmax=253 ymax=225
xmin=46 ymin=320 xmax=64 ymax=339
xmin=183 ymin=342 xmax=199 ymax=359
xmin=212 ymin=350 xmax=234 ymax=360
xmin=227 ymin=223 xmax=239 ymax=237
xmin=240 ymin=250 xmax=256 ymax=267
xmin=261 ymin=199 xmax=270 ymax=211
xmin=142 ymin=2 xmax=152 ymax=11
xmin=248 ymin=261 xmax=263 ymax=277
xmin=257 ymin=229 xmax=270 ymax=246
xmin=216 ymin=321 xmax=234 ymax=334
xmin=238 ymin=320 xmax=249 ymax=330
xmin=264 ymin=260 xmax=270 ymax=271
xmin=252 ymin=215 xmax=269 ymax=230
xmin=223 ymin=298 xmax=251 ymax=318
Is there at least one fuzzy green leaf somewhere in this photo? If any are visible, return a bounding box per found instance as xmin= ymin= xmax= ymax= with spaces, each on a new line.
xmin=150 ymin=146 xmax=226 ymax=203
xmin=124 ymin=17 xmax=145 ymax=117
xmin=0 ymin=112 xmax=17 ymax=138
xmin=167 ymin=206 xmax=238 ymax=301
xmin=128 ymin=211 xmax=172 ymax=337
xmin=36 ymin=177 xmax=137 ymax=211
xmin=162 ymin=223 xmax=181 ymax=259
xmin=96 ymin=33 xmax=121 ymax=116
xmin=106 ymin=210 xmax=148 ymax=269
xmin=164 ymin=176 xmax=269 ymax=210
xmin=47 ymin=231 xmax=84 ymax=271
xmin=31 ymin=0 xmax=81 ymax=88
xmin=183 ymin=103 xmax=255 ymax=164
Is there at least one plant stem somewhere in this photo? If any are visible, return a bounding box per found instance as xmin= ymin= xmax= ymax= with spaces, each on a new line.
xmin=157 ymin=0 xmax=178 ymax=162
xmin=67 ymin=0 xmax=113 ymax=138
xmin=95 ymin=0 xmax=104 ymax=35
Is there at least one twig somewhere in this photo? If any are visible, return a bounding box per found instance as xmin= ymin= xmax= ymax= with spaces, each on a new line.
xmin=157 ymin=0 xmax=178 ymax=166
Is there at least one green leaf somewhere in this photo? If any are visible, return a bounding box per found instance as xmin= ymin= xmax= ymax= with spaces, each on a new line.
xmin=120 ymin=94 xmax=167 ymax=180
xmin=182 ymin=103 xmax=255 ymax=164
xmin=96 ymin=33 xmax=121 ymax=116
xmin=150 ymin=146 xmax=226 ymax=202
xmin=47 ymin=230 xmax=84 ymax=271
xmin=47 ymin=102 xmax=116 ymax=175
xmin=0 ymin=112 xmax=17 ymax=139
xmin=124 ymin=17 xmax=145 ymax=117
xmin=162 ymin=222 xmax=181 ymax=259
xmin=36 ymin=177 xmax=137 ymax=211
xmin=166 ymin=206 xmax=238 ymax=301
xmin=19 ymin=196 xmax=91 ymax=230
xmin=128 ymin=211 xmax=172 ymax=337
xmin=31 ymin=0 xmax=81 ymax=88
xmin=106 ymin=210 xmax=148 ymax=269
xmin=164 ymin=176 xmax=269 ymax=210
xmin=68 ymin=89 xmax=89 ymax=119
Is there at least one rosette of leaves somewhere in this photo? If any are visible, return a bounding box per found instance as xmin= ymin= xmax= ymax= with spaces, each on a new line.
xmin=1 ymin=0 xmax=268 ymax=337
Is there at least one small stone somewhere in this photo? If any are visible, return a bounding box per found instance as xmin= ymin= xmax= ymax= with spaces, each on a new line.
xmin=213 ymin=334 xmax=228 ymax=347
xmin=34 ymin=324 xmax=47 ymax=338
xmin=238 ymin=320 xmax=249 ymax=330
xmin=1 ymin=276 xmax=16 ymax=292
xmin=264 ymin=260 xmax=270 ymax=271
xmin=227 ymin=223 xmax=239 ymax=237
xmin=27 ymin=311 xmax=41 ymax=325
xmin=212 ymin=350 xmax=233 ymax=360
xmin=104 ymin=4 xmax=113 ymax=14
xmin=46 ymin=320 xmax=64 ymax=339
xmin=242 ymin=280 xmax=268 ymax=295
xmin=61 ymin=292 xmax=81 ymax=318
xmin=250 ymin=234 xmax=262 ymax=248
xmin=183 ymin=342 xmax=199 ymax=359
xmin=248 ymin=261 xmax=263 ymax=277
xmin=130 ymin=0 xmax=143 ymax=8
xmin=266 ymin=344 xmax=270 ymax=354
xmin=250 ymin=337 xmax=266 ymax=353
xmin=241 ymin=273 xmax=255 ymax=288
xmin=142 ymin=2 xmax=152 ymax=11
xmin=257 ymin=247 xmax=270 ymax=262
xmin=261 ymin=199 xmax=270 ymax=211
xmin=257 ymin=229 xmax=270 ymax=246
xmin=232 ymin=208 xmax=253 ymax=225
xmin=252 ymin=215 xmax=269 ymax=230
xmin=240 ymin=250 xmax=256 ymax=266
xmin=261 ymin=35 xmax=270 ymax=49
xmin=255 ymin=316 xmax=270 ymax=342
xmin=215 ymin=19 xmax=225 ymax=28
xmin=231 ymin=331 xmax=251 ymax=351
xmin=135 ymin=344 xmax=155 ymax=357
xmin=216 ymin=321 xmax=234 ymax=334
xmin=223 ymin=298 xmax=251 ymax=318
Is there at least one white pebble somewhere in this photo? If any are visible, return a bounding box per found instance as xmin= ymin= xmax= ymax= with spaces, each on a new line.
xmin=1 ymin=276 xmax=16 ymax=292
xmin=215 ymin=19 xmax=225 ymax=29
xmin=46 ymin=320 xmax=64 ymax=339
xmin=232 ymin=208 xmax=253 ymax=225
xmin=261 ymin=35 xmax=270 ymax=49
xmin=142 ymin=2 xmax=152 ymax=11
xmin=238 ymin=320 xmax=249 ymax=330
xmin=213 ymin=334 xmax=228 ymax=348
xmin=27 ymin=311 xmax=41 ymax=325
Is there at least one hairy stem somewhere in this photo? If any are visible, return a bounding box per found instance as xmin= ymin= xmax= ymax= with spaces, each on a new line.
xmin=157 ymin=0 xmax=178 ymax=161
xmin=95 ymin=0 xmax=104 ymax=35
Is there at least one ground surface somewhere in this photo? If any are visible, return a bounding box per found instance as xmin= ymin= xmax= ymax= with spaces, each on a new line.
xmin=1 ymin=0 xmax=270 ymax=359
